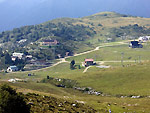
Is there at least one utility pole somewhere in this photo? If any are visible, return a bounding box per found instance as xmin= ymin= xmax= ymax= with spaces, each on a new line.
xmin=139 ymin=55 xmax=141 ymax=63
xmin=135 ymin=59 xmax=137 ymax=63
xmin=121 ymin=52 xmax=124 ymax=67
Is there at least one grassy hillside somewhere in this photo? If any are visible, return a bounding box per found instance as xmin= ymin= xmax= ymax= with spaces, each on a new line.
xmin=2 ymin=61 xmax=150 ymax=112
xmin=1 ymin=12 xmax=150 ymax=112
xmin=67 ymin=42 xmax=150 ymax=63
xmin=1 ymin=12 xmax=150 ymax=53
xmin=3 ymin=42 xmax=150 ymax=97
xmin=1 ymin=12 xmax=150 ymax=69
xmin=24 ymin=93 xmax=97 ymax=113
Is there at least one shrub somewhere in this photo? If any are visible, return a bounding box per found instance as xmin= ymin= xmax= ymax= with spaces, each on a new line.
xmin=0 ymin=84 xmax=30 ymax=113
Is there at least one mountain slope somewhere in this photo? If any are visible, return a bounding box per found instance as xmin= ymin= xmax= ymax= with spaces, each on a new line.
xmin=1 ymin=12 xmax=150 ymax=68
xmin=1 ymin=0 xmax=150 ymax=32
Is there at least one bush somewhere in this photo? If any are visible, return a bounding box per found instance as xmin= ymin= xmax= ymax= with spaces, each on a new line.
xmin=70 ymin=60 xmax=75 ymax=70
xmin=0 ymin=84 xmax=30 ymax=113
xmin=98 ymin=23 xmax=103 ymax=26
xmin=84 ymin=88 xmax=90 ymax=91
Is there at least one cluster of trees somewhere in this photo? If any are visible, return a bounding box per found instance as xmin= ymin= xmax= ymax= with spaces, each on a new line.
xmin=0 ymin=22 xmax=95 ymax=43
xmin=69 ymin=60 xmax=81 ymax=70
xmin=0 ymin=84 xmax=97 ymax=112
xmin=70 ymin=60 xmax=75 ymax=69
xmin=0 ymin=50 xmax=13 ymax=70
xmin=29 ymin=42 xmax=74 ymax=60
xmin=0 ymin=49 xmax=26 ymax=70
xmin=104 ymin=24 xmax=150 ymax=42
xmin=112 ymin=24 xmax=150 ymax=38
xmin=41 ymin=77 xmax=77 ymax=88
xmin=0 ymin=21 xmax=96 ymax=62
xmin=0 ymin=84 xmax=30 ymax=113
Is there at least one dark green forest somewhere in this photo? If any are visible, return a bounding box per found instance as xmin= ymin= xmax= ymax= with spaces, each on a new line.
xmin=0 ymin=21 xmax=96 ymax=70
xmin=0 ymin=22 xmax=95 ymax=57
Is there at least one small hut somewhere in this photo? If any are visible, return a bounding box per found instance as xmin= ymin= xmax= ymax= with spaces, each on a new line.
xmin=84 ymin=59 xmax=94 ymax=66
xmin=7 ymin=66 xmax=18 ymax=72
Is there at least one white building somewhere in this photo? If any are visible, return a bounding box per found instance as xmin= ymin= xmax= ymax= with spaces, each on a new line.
xmin=8 ymin=78 xmax=24 ymax=82
xmin=13 ymin=52 xmax=24 ymax=59
xmin=18 ymin=39 xmax=27 ymax=44
xmin=7 ymin=66 xmax=18 ymax=72
xmin=26 ymin=55 xmax=32 ymax=59
xmin=11 ymin=56 xmax=17 ymax=61
xmin=138 ymin=36 xmax=150 ymax=42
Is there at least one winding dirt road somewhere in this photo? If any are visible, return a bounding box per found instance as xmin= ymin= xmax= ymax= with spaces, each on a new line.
xmin=8 ymin=41 xmax=128 ymax=73
xmin=32 ymin=41 xmax=128 ymax=71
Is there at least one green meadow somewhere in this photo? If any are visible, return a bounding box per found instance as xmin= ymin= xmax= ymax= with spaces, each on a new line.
xmin=2 ymin=61 xmax=150 ymax=112
xmin=67 ymin=42 xmax=150 ymax=63
xmin=1 ymin=41 xmax=150 ymax=112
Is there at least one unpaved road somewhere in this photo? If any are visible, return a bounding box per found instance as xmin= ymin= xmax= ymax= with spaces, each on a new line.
xmin=66 ymin=41 xmax=127 ymax=58
xmin=9 ymin=41 xmax=128 ymax=73
xmin=83 ymin=66 xmax=92 ymax=73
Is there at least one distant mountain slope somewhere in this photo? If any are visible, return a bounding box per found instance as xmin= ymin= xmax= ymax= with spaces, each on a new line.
xmin=84 ymin=12 xmax=132 ymax=19
xmin=1 ymin=0 xmax=150 ymax=32
xmin=1 ymin=12 xmax=150 ymax=62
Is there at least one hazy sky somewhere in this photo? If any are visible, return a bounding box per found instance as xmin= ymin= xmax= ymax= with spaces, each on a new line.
xmin=0 ymin=0 xmax=150 ymax=32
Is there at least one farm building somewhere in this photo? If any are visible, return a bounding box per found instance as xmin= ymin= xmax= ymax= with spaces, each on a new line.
xmin=138 ymin=36 xmax=150 ymax=42
xmin=11 ymin=56 xmax=18 ymax=61
xmin=18 ymin=39 xmax=27 ymax=44
xmin=7 ymin=66 xmax=18 ymax=72
xmin=12 ymin=52 xmax=24 ymax=59
xmin=129 ymin=41 xmax=143 ymax=48
xmin=41 ymin=39 xmax=59 ymax=46
xmin=26 ymin=55 xmax=32 ymax=59
xmin=84 ymin=59 xmax=94 ymax=66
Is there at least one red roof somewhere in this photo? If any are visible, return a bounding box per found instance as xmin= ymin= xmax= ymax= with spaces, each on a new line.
xmin=85 ymin=59 xmax=94 ymax=62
